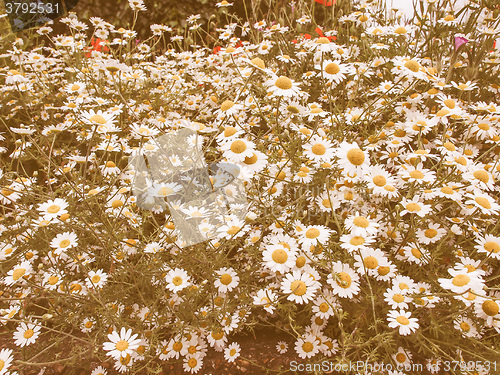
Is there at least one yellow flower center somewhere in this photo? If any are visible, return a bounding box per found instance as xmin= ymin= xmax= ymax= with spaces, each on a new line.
xmin=211 ymin=330 xmax=224 ymax=340
xmin=224 ymin=126 xmax=237 ymax=137
xmin=106 ymin=161 xmax=116 ymax=168
xmin=350 ymin=236 xmax=365 ymax=246
xmin=85 ymin=321 xmax=93 ymax=328
xmin=172 ymin=276 xmax=183 ymax=286
xmin=89 ymin=114 xmax=107 ymax=124
xmin=48 ymin=275 xmax=59 ymax=285
xmin=188 ymin=357 xmax=198 ymax=368
xmin=24 ymin=329 xmax=35 ymax=339
xmin=363 ymin=256 xmax=378 ymax=269
xmin=220 ymin=274 xmax=232 ymax=285
xmin=452 ymin=274 xmax=470 ymax=287
xmin=220 ymin=100 xmax=234 ymax=112
xmin=394 ymin=27 xmax=407 ymax=34
xmin=396 ymin=316 xmax=410 ymax=325
xmin=47 ymin=205 xmax=61 ymax=214
xmin=290 ymin=280 xmax=307 ymax=296
xmin=396 ymin=353 xmax=406 ymax=362
xmin=346 ymin=148 xmax=365 ymax=165
xmin=393 ymin=294 xmax=405 ymax=303
xmin=484 ymin=241 xmax=500 ymax=253
xmin=443 ymin=99 xmax=455 ymax=109
xmin=302 ymin=342 xmax=314 ymax=352
xmin=296 ymin=256 xmax=306 ymax=268
xmin=482 ymin=300 xmax=499 ymax=316
xmin=250 ymin=57 xmax=265 ymax=69
xmin=91 ymin=275 xmax=101 ymax=284
xmin=475 ymin=197 xmax=491 ymax=209
xmin=406 ymin=203 xmax=421 ymax=212
xmin=227 ymin=226 xmax=240 ymax=235
xmin=59 ymin=239 xmax=71 ymax=248
xmin=337 ymin=272 xmax=352 ymax=288
xmin=12 ymin=268 xmax=26 ymax=281
xmin=378 ymin=266 xmax=390 ymax=276
xmin=424 ymin=229 xmax=437 ymax=238
xmin=275 ymin=76 xmax=292 ymax=90
xmin=372 ymin=175 xmax=386 ymax=186
xmin=404 ymin=60 xmax=420 ymax=72
xmin=272 ymin=249 xmax=288 ymax=264
xmin=473 ymin=170 xmax=489 ymax=183
xmin=230 ymin=140 xmax=247 ymax=154
xmin=409 ymin=170 xmax=424 ymax=179
xmin=172 ymin=342 xmax=183 ymax=352
xmin=319 ymin=302 xmax=329 ymax=312
xmin=460 ymin=322 xmax=470 ymax=332
xmin=324 ymin=63 xmax=340 ymax=75
xmin=311 ymin=143 xmax=326 ymax=155
xmin=305 ymin=228 xmax=320 ymax=239
xmin=411 ymin=248 xmax=422 ymax=258
xmin=353 ymin=216 xmax=369 ymax=228
xmin=243 ymin=153 xmax=258 ymax=165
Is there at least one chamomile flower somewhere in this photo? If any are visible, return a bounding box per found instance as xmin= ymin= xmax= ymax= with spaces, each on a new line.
xmin=464 ymin=190 xmax=500 ymax=215
xmin=103 ymin=327 xmax=141 ymax=360
xmin=384 ymin=287 xmax=411 ymax=310
xmin=474 ymin=293 xmax=500 ymax=326
xmin=4 ymin=261 xmax=32 ymax=286
xmin=303 ymin=136 xmax=335 ymax=163
xmin=253 ymin=288 xmax=278 ymax=314
xmin=183 ymin=354 xmax=203 ymax=373
xmin=86 ymin=269 xmax=109 ymax=289
xmin=13 ymin=321 xmax=41 ymax=347
xmin=474 ymin=234 xmax=500 ymax=260
xmin=438 ymin=268 xmax=484 ymax=294
xmin=327 ymin=262 xmax=360 ymax=298
xmin=224 ymin=342 xmax=240 ymax=362
xmin=453 ymin=316 xmax=479 ymax=338
xmin=276 ymin=341 xmax=288 ymax=353
xmin=294 ymin=333 xmax=320 ymax=359
xmin=400 ymin=196 xmax=432 ymax=217
xmin=37 ymin=198 xmax=69 ymax=221
xmin=317 ymin=59 xmax=351 ymax=83
xmin=221 ymin=138 xmax=256 ymax=163
xmin=387 ymin=310 xmax=419 ymax=336
xmin=344 ymin=212 xmax=379 ymax=237
xmin=335 ymin=141 xmax=370 ymax=175
xmin=281 ymin=270 xmax=320 ymax=304
xmin=214 ymin=267 xmax=239 ymax=293
xmin=165 ymin=268 xmax=191 ymax=293
xmin=266 ymin=75 xmax=302 ymax=97
xmin=340 ymin=232 xmax=376 ymax=252
xmin=50 ymin=231 xmax=78 ymax=253
xmin=262 ymin=243 xmax=297 ymax=273
xmin=297 ymin=225 xmax=332 ymax=247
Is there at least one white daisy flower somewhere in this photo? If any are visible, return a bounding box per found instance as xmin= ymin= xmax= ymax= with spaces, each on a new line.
xmin=387 ymin=310 xmax=419 ymax=336
xmin=214 ymin=267 xmax=239 ymax=293
xmin=13 ymin=321 xmax=41 ymax=347
xmin=281 ymin=270 xmax=320 ymax=304
xmin=224 ymin=342 xmax=241 ymax=362
xmin=438 ymin=268 xmax=484 ymax=294
xmin=335 ymin=141 xmax=370 ymax=176
xmin=327 ymin=261 xmax=360 ymax=298
xmin=165 ymin=267 xmax=191 ymax=293
xmin=344 ymin=212 xmax=379 ymax=237
xmin=103 ymin=327 xmax=141 ymax=360
xmin=294 ymin=333 xmax=320 ymax=359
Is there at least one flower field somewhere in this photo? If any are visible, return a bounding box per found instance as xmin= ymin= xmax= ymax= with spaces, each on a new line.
xmin=0 ymin=0 xmax=499 ymax=374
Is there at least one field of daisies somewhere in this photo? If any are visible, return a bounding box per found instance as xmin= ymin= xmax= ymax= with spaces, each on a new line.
xmin=0 ymin=0 xmax=500 ymax=374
